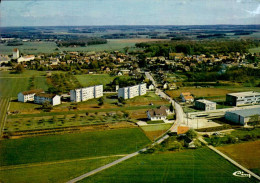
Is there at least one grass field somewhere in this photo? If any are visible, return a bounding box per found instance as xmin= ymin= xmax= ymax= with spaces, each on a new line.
xmin=0 ymin=128 xmax=150 ymax=166
xmin=0 ymin=98 xmax=10 ymax=135
xmin=75 ymin=74 xmax=119 ymax=87
xmin=81 ymin=148 xmax=257 ymax=183
xmin=249 ymin=47 xmax=260 ymax=54
xmin=0 ymin=42 xmax=58 ymax=55
xmin=0 ymin=156 xmax=120 ymax=183
xmin=217 ymin=140 xmax=260 ymax=176
xmin=140 ymin=123 xmax=172 ymax=140
xmin=166 ymin=87 xmax=233 ymax=100
xmin=0 ymin=77 xmax=30 ymax=97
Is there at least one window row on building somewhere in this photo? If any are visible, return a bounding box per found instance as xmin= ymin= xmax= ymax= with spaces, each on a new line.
xmin=118 ymin=83 xmax=146 ymax=99
xmin=70 ymin=85 xmax=103 ymax=102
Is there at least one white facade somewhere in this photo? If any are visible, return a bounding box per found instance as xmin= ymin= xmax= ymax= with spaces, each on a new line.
xmin=34 ymin=94 xmax=61 ymax=106
xmin=17 ymin=55 xmax=35 ymax=63
xmin=70 ymin=85 xmax=103 ymax=102
xmin=18 ymin=92 xmax=35 ymax=102
xmin=226 ymin=91 xmax=260 ymax=106
xmin=118 ymin=83 xmax=147 ymax=99
xmin=225 ymin=108 xmax=260 ymax=125
xmin=13 ymin=48 xmax=19 ymax=59
xmin=195 ymin=99 xmax=216 ymax=111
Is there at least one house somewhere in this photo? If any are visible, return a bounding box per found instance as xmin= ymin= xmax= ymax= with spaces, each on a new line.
xmin=168 ymin=83 xmax=177 ymax=90
xmin=226 ymin=91 xmax=260 ymax=106
xmin=147 ymin=108 xmax=167 ymax=121
xmin=195 ymin=99 xmax=216 ymax=111
xmin=148 ymin=84 xmax=155 ymax=90
xmin=34 ymin=93 xmax=61 ymax=106
xmin=180 ymin=92 xmax=194 ymax=103
xmin=163 ymin=82 xmax=168 ymax=89
xmin=225 ymin=107 xmax=260 ymax=126
xmin=18 ymin=89 xmax=44 ymax=102
xmin=17 ymin=55 xmax=35 ymax=63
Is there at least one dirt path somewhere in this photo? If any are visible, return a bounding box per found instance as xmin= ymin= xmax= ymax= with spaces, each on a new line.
xmin=0 ymin=154 xmax=127 ymax=171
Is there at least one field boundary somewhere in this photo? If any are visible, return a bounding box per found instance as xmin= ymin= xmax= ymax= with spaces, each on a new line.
xmin=0 ymin=97 xmax=10 ymax=136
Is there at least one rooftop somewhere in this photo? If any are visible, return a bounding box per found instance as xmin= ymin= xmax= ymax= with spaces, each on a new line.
xmin=177 ymin=126 xmax=190 ymax=135
xmin=227 ymin=91 xmax=260 ymax=97
xmin=227 ymin=107 xmax=260 ymax=118
xmin=35 ymin=93 xmax=57 ymax=99
xmin=21 ymin=89 xmax=44 ymax=95
xmin=196 ymin=99 xmax=216 ymax=104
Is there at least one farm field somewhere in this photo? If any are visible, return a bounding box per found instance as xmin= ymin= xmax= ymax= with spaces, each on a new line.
xmin=0 ymin=156 xmax=120 ymax=183
xmin=140 ymin=123 xmax=172 ymax=140
xmin=217 ymin=140 xmax=260 ymax=176
xmin=81 ymin=148 xmax=257 ymax=183
xmin=166 ymin=87 xmax=233 ymax=100
xmin=249 ymin=47 xmax=260 ymax=54
xmin=0 ymin=42 xmax=58 ymax=55
xmin=0 ymin=98 xmax=10 ymax=135
xmin=75 ymin=74 xmax=119 ymax=87
xmin=0 ymin=128 xmax=150 ymax=166
xmin=0 ymin=77 xmax=30 ymax=97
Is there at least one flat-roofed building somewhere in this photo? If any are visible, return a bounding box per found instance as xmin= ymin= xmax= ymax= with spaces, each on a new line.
xmin=18 ymin=89 xmax=44 ymax=102
xmin=195 ymin=99 xmax=216 ymax=111
xmin=225 ymin=108 xmax=260 ymax=125
xmin=70 ymin=85 xmax=103 ymax=102
xmin=34 ymin=93 xmax=61 ymax=106
xmin=118 ymin=83 xmax=147 ymax=99
xmin=226 ymin=91 xmax=260 ymax=106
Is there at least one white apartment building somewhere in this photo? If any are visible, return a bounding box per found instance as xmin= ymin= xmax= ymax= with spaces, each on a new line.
xmin=34 ymin=93 xmax=61 ymax=106
xmin=17 ymin=55 xmax=35 ymax=63
xmin=70 ymin=85 xmax=103 ymax=102
xmin=118 ymin=83 xmax=147 ymax=99
xmin=226 ymin=91 xmax=260 ymax=106
xmin=18 ymin=89 xmax=44 ymax=102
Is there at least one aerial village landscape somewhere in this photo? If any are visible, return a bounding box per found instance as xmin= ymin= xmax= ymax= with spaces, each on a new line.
xmin=0 ymin=0 xmax=260 ymax=183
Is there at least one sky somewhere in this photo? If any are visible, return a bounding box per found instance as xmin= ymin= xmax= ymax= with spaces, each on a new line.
xmin=1 ymin=0 xmax=260 ymax=26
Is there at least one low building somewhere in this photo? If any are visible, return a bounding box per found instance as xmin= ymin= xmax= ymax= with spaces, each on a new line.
xmin=17 ymin=55 xmax=35 ymax=63
xmin=118 ymin=83 xmax=146 ymax=99
xmin=225 ymin=107 xmax=260 ymax=125
xmin=147 ymin=84 xmax=155 ymax=90
xmin=18 ymin=89 xmax=44 ymax=102
xmin=195 ymin=99 xmax=216 ymax=111
xmin=70 ymin=85 xmax=103 ymax=102
xmin=180 ymin=92 xmax=194 ymax=103
xmin=147 ymin=107 xmax=167 ymax=121
xmin=226 ymin=91 xmax=260 ymax=106
xmin=34 ymin=93 xmax=61 ymax=106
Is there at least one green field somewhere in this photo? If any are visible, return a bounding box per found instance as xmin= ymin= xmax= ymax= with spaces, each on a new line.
xmin=249 ymin=47 xmax=260 ymax=54
xmin=0 ymin=128 xmax=150 ymax=166
xmin=81 ymin=148 xmax=257 ymax=183
xmin=0 ymin=156 xmax=119 ymax=183
xmin=140 ymin=123 xmax=172 ymax=132
xmin=0 ymin=42 xmax=58 ymax=55
xmin=0 ymin=98 xmax=10 ymax=135
xmin=0 ymin=77 xmax=30 ymax=97
xmin=75 ymin=74 xmax=118 ymax=87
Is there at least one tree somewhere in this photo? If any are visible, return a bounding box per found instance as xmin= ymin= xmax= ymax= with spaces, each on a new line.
xmin=123 ymin=111 xmax=129 ymax=118
xmin=14 ymin=64 xmax=24 ymax=73
xmin=168 ymin=141 xmax=183 ymax=151
xmin=186 ymin=129 xmax=197 ymax=139
xmin=42 ymin=101 xmax=53 ymax=112
xmin=118 ymin=97 xmax=126 ymax=104
xmin=169 ymin=103 xmax=174 ymax=112
xmin=98 ymin=97 xmax=104 ymax=106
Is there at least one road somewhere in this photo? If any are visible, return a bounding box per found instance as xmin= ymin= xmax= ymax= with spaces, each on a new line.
xmin=67 ymin=73 xmax=181 ymax=183
xmin=145 ymin=72 xmax=184 ymax=132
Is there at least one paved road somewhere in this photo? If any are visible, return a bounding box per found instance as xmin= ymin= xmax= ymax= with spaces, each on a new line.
xmin=66 ymin=72 xmax=184 ymax=183
xmin=145 ymin=72 xmax=184 ymax=131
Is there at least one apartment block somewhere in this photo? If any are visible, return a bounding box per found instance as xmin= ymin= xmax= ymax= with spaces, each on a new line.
xmin=226 ymin=91 xmax=260 ymax=106
xmin=70 ymin=85 xmax=103 ymax=102
xmin=195 ymin=99 xmax=216 ymax=111
xmin=118 ymin=83 xmax=147 ymax=99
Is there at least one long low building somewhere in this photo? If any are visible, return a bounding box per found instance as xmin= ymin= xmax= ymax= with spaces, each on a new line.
xmin=70 ymin=85 xmax=103 ymax=102
xmin=118 ymin=83 xmax=146 ymax=99
xmin=225 ymin=107 xmax=260 ymax=125
xmin=226 ymin=91 xmax=260 ymax=106
xmin=18 ymin=89 xmax=44 ymax=102
xmin=34 ymin=93 xmax=61 ymax=106
xmin=195 ymin=99 xmax=216 ymax=111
